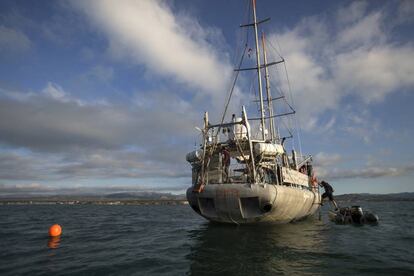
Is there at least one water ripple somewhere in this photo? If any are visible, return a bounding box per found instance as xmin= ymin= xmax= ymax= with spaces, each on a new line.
xmin=0 ymin=202 xmax=413 ymax=275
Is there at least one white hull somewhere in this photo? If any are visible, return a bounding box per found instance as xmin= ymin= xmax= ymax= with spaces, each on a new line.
xmin=186 ymin=183 xmax=321 ymax=224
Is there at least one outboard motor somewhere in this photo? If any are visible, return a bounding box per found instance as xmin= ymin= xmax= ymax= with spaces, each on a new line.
xmin=350 ymin=206 xmax=364 ymax=224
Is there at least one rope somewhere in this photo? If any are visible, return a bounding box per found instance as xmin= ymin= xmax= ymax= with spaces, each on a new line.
xmin=266 ymin=36 xmax=303 ymax=156
xmin=219 ymin=0 xmax=251 ymax=127
xmin=219 ymin=44 xmax=248 ymax=127
xmin=282 ymin=61 xmax=303 ymax=157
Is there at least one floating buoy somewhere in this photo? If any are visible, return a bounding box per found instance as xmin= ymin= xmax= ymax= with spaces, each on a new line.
xmin=48 ymin=224 xmax=62 ymax=237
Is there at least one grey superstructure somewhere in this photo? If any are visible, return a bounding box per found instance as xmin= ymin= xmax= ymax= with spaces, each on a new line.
xmin=186 ymin=0 xmax=320 ymax=224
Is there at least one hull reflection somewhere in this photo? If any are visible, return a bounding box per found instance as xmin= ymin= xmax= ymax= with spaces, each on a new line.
xmin=187 ymin=219 xmax=327 ymax=275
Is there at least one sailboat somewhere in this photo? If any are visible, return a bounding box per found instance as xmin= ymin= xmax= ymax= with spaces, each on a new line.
xmin=186 ymin=0 xmax=321 ymax=224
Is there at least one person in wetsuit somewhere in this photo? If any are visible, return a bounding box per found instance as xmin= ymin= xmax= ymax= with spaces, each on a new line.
xmin=319 ymin=180 xmax=338 ymax=210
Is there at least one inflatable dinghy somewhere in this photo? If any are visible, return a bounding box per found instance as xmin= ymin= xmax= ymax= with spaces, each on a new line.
xmin=328 ymin=206 xmax=379 ymax=225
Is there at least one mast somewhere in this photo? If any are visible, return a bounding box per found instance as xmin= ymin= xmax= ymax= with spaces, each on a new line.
xmin=252 ymin=0 xmax=266 ymax=140
xmin=261 ymin=32 xmax=276 ymax=142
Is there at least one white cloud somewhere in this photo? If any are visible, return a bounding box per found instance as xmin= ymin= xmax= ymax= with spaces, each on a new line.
xmin=81 ymin=65 xmax=114 ymax=83
xmin=268 ymin=28 xmax=338 ymax=130
xmin=42 ymin=82 xmax=67 ymax=100
xmin=0 ymin=86 xmax=196 ymax=150
xmin=398 ymin=0 xmax=414 ymax=23
xmin=314 ymin=152 xmax=343 ymax=167
xmin=337 ymin=1 xmax=369 ymax=24
xmin=337 ymin=12 xmax=384 ymax=47
xmin=0 ymin=25 xmax=31 ymax=53
xmin=267 ymin=2 xmax=414 ymax=130
xmin=335 ymin=45 xmax=414 ymax=103
xmin=0 ymin=182 xmax=186 ymax=196
xmin=41 ymin=82 xmax=86 ymax=105
xmin=327 ymin=164 xmax=414 ymax=180
xmin=71 ymin=0 xmax=232 ymax=101
xmin=0 ymin=81 xmax=200 ymax=181
xmin=341 ymin=108 xmax=380 ymax=144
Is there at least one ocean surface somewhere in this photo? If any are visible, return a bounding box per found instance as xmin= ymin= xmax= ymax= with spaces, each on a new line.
xmin=0 ymin=200 xmax=413 ymax=275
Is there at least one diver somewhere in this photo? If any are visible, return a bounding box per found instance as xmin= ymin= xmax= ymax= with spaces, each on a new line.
xmin=319 ymin=180 xmax=339 ymax=210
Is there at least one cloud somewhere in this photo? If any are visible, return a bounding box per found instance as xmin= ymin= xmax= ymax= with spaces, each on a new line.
xmin=335 ymin=45 xmax=414 ymax=103
xmin=397 ymin=0 xmax=414 ymax=23
xmin=267 ymin=2 xmax=414 ymax=130
xmin=337 ymin=11 xmax=384 ymax=47
xmin=0 ymin=83 xmax=196 ymax=152
xmin=0 ymin=152 xmax=49 ymax=180
xmin=268 ymin=24 xmax=338 ymax=130
xmin=0 ymin=183 xmax=53 ymax=194
xmin=42 ymin=82 xmax=67 ymax=101
xmin=82 ymin=65 xmax=114 ymax=83
xmin=55 ymin=149 xmax=190 ymax=180
xmin=0 ymin=1 xmax=412 ymax=192
xmin=0 ymin=82 xmax=197 ymax=181
xmin=314 ymin=152 xmax=342 ymax=167
xmin=0 ymin=147 xmax=189 ymax=182
xmin=71 ymin=0 xmax=232 ymax=102
xmin=341 ymin=108 xmax=380 ymax=143
xmin=336 ymin=1 xmax=369 ymax=24
xmin=0 ymin=182 xmax=187 ymax=197
xmin=0 ymin=25 xmax=31 ymax=54
xmin=326 ymin=164 xmax=414 ymax=180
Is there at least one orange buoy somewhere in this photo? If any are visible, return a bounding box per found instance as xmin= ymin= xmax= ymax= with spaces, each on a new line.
xmin=48 ymin=224 xmax=62 ymax=237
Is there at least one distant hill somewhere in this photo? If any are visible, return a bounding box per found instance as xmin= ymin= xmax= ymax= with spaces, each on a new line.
xmin=336 ymin=192 xmax=414 ymax=202
xmin=103 ymin=192 xmax=185 ymax=200
xmin=0 ymin=191 xmax=186 ymax=201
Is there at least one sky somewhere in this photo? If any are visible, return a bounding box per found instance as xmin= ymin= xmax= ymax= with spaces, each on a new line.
xmin=0 ymin=0 xmax=413 ymax=196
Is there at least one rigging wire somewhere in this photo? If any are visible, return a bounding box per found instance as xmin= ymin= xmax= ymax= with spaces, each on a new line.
xmin=219 ymin=0 xmax=251 ymax=125
xmin=200 ymin=0 xmax=256 ymax=186
xmin=265 ymin=41 xmax=295 ymax=143
xmin=283 ymin=61 xmax=304 ymax=157
xmin=267 ymin=36 xmax=304 ymax=157
xmin=220 ymin=45 xmax=248 ymax=126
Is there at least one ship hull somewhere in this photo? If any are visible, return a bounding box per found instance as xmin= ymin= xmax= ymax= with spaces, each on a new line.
xmin=186 ymin=183 xmax=320 ymax=224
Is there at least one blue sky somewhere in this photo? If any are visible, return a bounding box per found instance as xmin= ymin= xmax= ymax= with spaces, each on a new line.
xmin=0 ymin=0 xmax=413 ymax=196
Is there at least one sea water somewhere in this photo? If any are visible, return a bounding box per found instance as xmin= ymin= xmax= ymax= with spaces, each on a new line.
xmin=0 ymin=201 xmax=413 ymax=275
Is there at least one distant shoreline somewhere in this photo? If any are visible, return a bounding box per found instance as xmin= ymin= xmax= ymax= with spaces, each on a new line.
xmin=0 ymin=192 xmax=412 ymax=206
xmin=335 ymin=192 xmax=414 ymax=202
xmin=0 ymin=199 xmax=189 ymax=206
